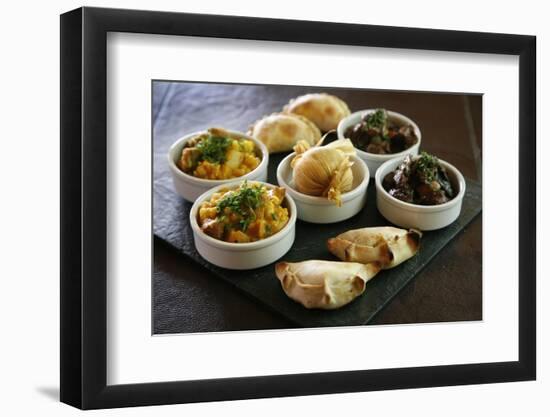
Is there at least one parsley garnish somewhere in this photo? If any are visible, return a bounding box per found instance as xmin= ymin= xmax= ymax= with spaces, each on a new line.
xmin=196 ymin=135 xmax=231 ymax=164
xmin=365 ymin=109 xmax=387 ymax=131
xmin=216 ymin=181 xmax=265 ymax=231
xmin=415 ymin=151 xmax=439 ymax=182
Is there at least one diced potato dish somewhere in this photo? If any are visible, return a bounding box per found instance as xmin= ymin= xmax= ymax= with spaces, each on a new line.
xmin=178 ymin=128 xmax=260 ymax=180
xmin=198 ymin=181 xmax=289 ymax=243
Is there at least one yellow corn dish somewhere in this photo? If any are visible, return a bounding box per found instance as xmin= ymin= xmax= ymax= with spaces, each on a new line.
xmin=178 ymin=127 xmax=261 ymax=180
xmin=198 ymin=181 xmax=289 ymax=243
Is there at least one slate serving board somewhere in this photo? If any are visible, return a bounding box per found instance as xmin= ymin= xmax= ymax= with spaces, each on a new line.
xmin=154 ymin=151 xmax=482 ymax=328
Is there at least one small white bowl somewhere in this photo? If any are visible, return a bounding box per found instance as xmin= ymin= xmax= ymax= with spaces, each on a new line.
xmin=375 ymin=156 xmax=466 ymax=231
xmin=168 ymin=130 xmax=269 ymax=202
xmin=337 ymin=109 xmax=422 ymax=177
xmin=190 ymin=181 xmax=297 ymax=270
xmin=276 ymin=153 xmax=369 ymax=224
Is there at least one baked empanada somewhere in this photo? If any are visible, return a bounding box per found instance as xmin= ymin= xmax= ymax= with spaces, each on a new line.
xmin=275 ymin=260 xmax=381 ymax=309
xmin=327 ymin=227 xmax=421 ymax=269
xmin=247 ymin=113 xmax=321 ymax=153
xmin=283 ymin=93 xmax=351 ymax=132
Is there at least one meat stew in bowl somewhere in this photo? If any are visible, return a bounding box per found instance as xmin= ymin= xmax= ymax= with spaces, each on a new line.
xmin=382 ymin=152 xmax=456 ymax=206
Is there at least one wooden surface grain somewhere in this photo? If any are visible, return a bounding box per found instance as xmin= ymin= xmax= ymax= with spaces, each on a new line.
xmin=152 ymin=82 xmax=482 ymax=333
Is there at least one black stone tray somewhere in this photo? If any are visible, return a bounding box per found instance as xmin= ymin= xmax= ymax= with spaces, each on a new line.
xmin=153 ymin=153 xmax=482 ymax=328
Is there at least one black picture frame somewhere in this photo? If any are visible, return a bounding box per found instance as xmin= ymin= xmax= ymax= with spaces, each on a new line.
xmin=60 ymin=6 xmax=536 ymax=410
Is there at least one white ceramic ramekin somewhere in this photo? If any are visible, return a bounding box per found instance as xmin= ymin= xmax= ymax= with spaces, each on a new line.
xmin=168 ymin=130 xmax=269 ymax=202
xmin=189 ymin=181 xmax=297 ymax=270
xmin=337 ymin=110 xmax=422 ymax=177
xmin=375 ymin=156 xmax=466 ymax=231
xmin=276 ymin=153 xmax=369 ymax=224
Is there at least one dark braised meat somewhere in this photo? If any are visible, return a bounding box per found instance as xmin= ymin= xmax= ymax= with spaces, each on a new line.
xmin=345 ymin=109 xmax=418 ymax=154
xmin=382 ymin=152 xmax=456 ymax=206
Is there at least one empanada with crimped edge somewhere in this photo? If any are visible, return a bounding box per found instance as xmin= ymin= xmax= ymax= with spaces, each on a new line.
xmin=283 ymin=93 xmax=351 ymax=132
xmin=247 ymin=112 xmax=321 ymax=153
xmin=327 ymin=227 xmax=421 ymax=269
xmin=275 ymin=260 xmax=381 ymax=309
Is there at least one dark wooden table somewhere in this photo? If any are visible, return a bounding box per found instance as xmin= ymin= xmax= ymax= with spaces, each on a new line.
xmin=153 ymin=82 xmax=482 ymax=334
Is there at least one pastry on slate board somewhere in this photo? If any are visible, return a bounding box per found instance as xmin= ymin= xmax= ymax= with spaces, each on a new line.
xmin=275 ymin=260 xmax=381 ymax=310
xmin=283 ymin=93 xmax=351 ymax=132
xmin=327 ymin=227 xmax=422 ymax=269
xmin=247 ymin=113 xmax=321 ymax=153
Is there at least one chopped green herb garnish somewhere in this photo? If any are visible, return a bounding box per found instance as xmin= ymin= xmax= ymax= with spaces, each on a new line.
xmin=365 ymin=109 xmax=387 ymax=131
xmin=216 ymin=181 xmax=265 ymax=231
xmin=196 ymin=135 xmax=231 ymax=164
xmin=239 ymin=218 xmax=252 ymax=232
xmin=415 ymin=151 xmax=439 ymax=182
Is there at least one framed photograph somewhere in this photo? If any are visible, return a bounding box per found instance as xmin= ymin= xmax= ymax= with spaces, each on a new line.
xmin=60 ymin=6 xmax=536 ymax=409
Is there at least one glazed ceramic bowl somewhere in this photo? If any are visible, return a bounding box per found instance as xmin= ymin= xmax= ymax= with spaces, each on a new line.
xmin=168 ymin=130 xmax=269 ymax=202
xmin=189 ymin=181 xmax=297 ymax=270
xmin=276 ymin=153 xmax=369 ymax=224
xmin=375 ymin=155 xmax=466 ymax=231
xmin=337 ymin=109 xmax=422 ymax=177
